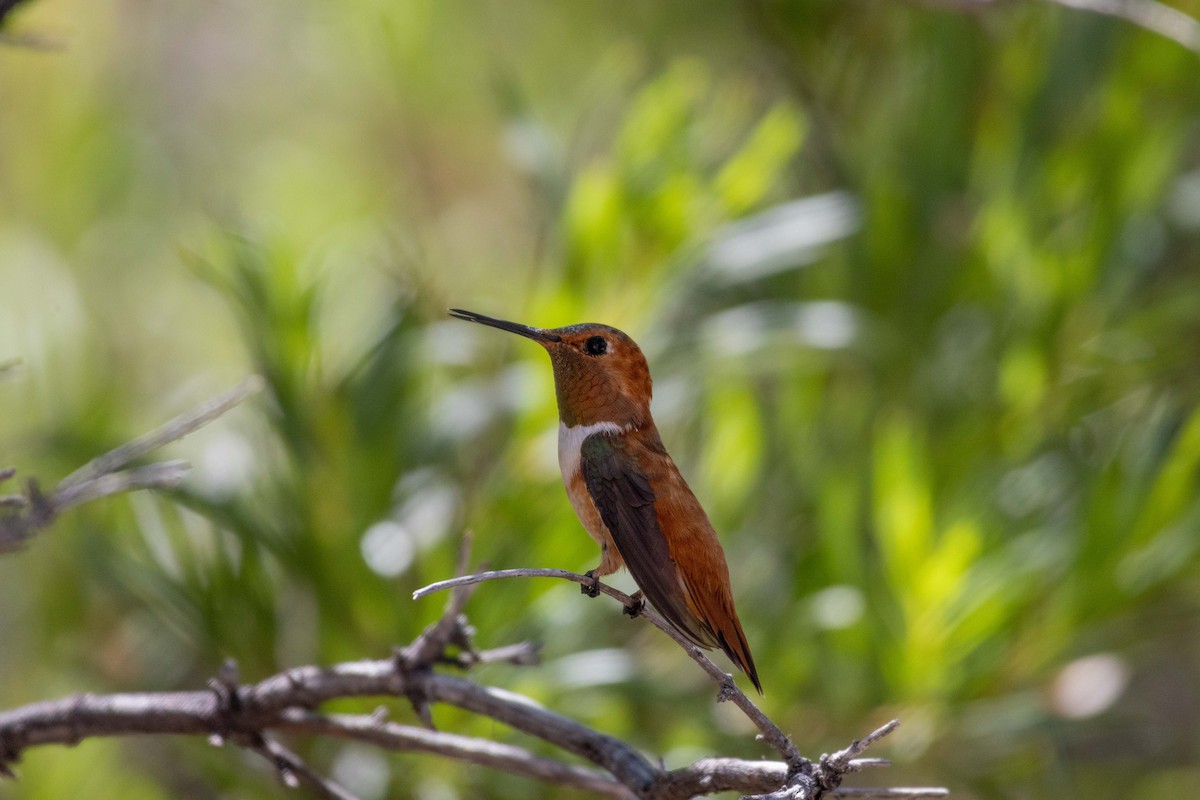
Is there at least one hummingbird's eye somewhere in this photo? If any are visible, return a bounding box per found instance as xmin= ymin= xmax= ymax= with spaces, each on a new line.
xmin=584 ymin=336 xmax=608 ymax=356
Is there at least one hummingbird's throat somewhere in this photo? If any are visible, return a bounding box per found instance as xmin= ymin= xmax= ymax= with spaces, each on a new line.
xmin=553 ymin=371 xmax=645 ymax=428
xmin=549 ymin=350 xmax=650 ymax=428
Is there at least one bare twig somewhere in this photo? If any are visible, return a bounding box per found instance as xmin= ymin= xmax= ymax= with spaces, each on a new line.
xmin=822 ymin=720 xmax=901 ymax=776
xmin=58 ymin=376 xmax=264 ymax=490
xmin=0 ymin=377 xmax=263 ymax=554
xmin=0 ymin=512 xmax=944 ymax=798
xmin=0 ymin=654 xmax=946 ymax=800
xmin=402 ymin=532 xmax=479 ymax=668
xmin=744 ymin=720 xmax=906 ymax=800
xmin=0 ymin=652 xmax=670 ymax=796
xmin=827 ymin=791 xmax=948 ymax=799
xmin=247 ymin=735 xmax=362 ymax=800
xmin=53 ymin=461 xmax=191 ymax=512
xmin=279 ymin=710 xmax=635 ymax=799
xmin=905 ymin=0 xmax=1200 ymax=54
xmin=413 ymin=568 xmax=935 ymax=799
xmin=0 ymin=560 xmax=946 ymax=800
xmin=414 ymin=568 xmax=806 ymax=769
xmin=1043 ymin=0 xmax=1200 ymax=53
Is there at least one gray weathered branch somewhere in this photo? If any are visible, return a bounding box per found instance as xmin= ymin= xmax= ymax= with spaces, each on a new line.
xmin=414 ymin=568 xmax=947 ymax=800
xmin=1044 ymin=0 xmax=1200 ymax=52
xmin=415 ymin=568 xmax=805 ymax=767
xmin=0 ymin=550 xmax=949 ymax=799
xmin=0 ymin=394 xmax=947 ymax=798
xmin=0 ymin=376 xmax=263 ymax=554
xmin=906 ymin=0 xmax=1200 ymax=54
xmin=0 ymin=649 xmax=946 ymax=799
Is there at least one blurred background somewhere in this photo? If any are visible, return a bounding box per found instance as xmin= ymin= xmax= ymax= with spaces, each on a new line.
xmin=2 ymin=0 xmax=1199 ymax=798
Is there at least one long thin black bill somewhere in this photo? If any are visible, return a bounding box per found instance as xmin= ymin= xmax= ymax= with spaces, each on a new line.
xmin=448 ymin=309 xmax=561 ymax=343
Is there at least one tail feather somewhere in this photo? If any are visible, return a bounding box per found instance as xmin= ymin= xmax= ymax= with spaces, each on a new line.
xmin=716 ymin=621 xmax=762 ymax=694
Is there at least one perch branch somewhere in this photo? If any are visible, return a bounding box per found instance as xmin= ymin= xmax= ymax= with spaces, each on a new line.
xmin=0 ymin=376 xmax=263 ymax=554
xmin=0 ymin=556 xmax=949 ymax=799
xmin=0 ymin=644 xmax=660 ymax=796
xmin=414 ymin=568 xmax=806 ymax=769
xmin=0 ymin=662 xmax=946 ymax=800
xmin=0 ymin=529 xmax=946 ymax=798
xmin=414 ymin=568 xmax=941 ymax=799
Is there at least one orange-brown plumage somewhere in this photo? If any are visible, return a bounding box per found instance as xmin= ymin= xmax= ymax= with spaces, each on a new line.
xmin=450 ymin=308 xmax=762 ymax=693
xmin=628 ymin=423 xmax=759 ymax=688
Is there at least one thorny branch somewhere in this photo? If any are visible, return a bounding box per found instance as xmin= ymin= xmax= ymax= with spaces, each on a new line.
xmin=0 ymin=376 xmax=264 ymax=554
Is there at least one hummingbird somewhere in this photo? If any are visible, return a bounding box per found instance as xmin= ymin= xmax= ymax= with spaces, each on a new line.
xmin=450 ymin=308 xmax=761 ymax=693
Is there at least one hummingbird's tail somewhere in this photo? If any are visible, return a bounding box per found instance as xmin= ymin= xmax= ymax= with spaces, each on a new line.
xmin=714 ymin=613 xmax=763 ymax=694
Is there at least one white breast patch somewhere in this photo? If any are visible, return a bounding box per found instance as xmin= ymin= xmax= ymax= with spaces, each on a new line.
xmin=558 ymin=420 xmax=627 ymax=479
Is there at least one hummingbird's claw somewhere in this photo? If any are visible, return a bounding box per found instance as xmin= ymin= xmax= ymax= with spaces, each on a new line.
xmin=581 ymin=570 xmax=601 ymax=598
xmin=623 ymin=591 xmax=645 ymax=618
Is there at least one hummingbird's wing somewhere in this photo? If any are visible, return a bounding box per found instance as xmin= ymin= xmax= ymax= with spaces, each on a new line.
xmin=581 ymin=430 xmax=763 ymax=694
xmin=579 ymin=433 xmax=715 ymax=650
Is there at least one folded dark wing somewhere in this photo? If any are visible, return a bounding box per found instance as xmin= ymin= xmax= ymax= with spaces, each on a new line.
xmin=579 ymin=433 xmax=714 ymax=648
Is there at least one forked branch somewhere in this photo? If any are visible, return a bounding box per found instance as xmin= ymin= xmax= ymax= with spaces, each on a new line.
xmin=415 ymin=566 xmax=946 ymax=799
xmin=0 ymin=383 xmax=947 ymax=797
xmin=0 ymin=545 xmax=948 ymax=799
xmin=0 ymin=376 xmax=263 ymax=554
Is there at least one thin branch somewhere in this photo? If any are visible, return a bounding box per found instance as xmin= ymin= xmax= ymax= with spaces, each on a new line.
xmin=905 ymin=0 xmax=1200 ymax=54
xmin=402 ymin=531 xmax=479 ymax=668
xmin=0 ymin=376 xmax=263 ymax=554
xmin=656 ymin=756 xmax=946 ymax=800
xmin=246 ymin=734 xmax=362 ymax=800
xmin=0 ymin=582 xmax=945 ymax=800
xmin=0 ymin=531 xmax=946 ymax=798
xmin=414 ymin=567 xmax=937 ymax=799
xmin=830 ymin=791 xmax=949 ymax=799
xmin=52 ymin=461 xmax=191 ymax=512
xmin=414 ymin=568 xmax=591 ymax=600
xmin=823 ymin=720 xmax=901 ymax=776
xmin=1043 ymin=0 xmax=1200 ymax=53
xmin=746 ymin=720 xmax=905 ymax=800
xmin=425 ymin=673 xmax=661 ymax=791
xmin=415 ymin=568 xmax=806 ymax=770
xmin=58 ymin=375 xmax=264 ymax=490
xmin=0 ymin=640 xmax=945 ymax=799
xmin=0 ymin=652 xmax=661 ymax=793
xmin=279 ymin=710 xmax=635 ymax=799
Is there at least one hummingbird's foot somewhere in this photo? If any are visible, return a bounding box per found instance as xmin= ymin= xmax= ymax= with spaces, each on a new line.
xmin=623 ymin=591 xmax=645 ymax=618
xmin=581 ymin=570 xmax=601 ymax=598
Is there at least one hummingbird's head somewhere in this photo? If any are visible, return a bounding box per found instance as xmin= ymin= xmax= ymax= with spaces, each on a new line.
xmin=450 ymin=309 xmax=652 ymax=429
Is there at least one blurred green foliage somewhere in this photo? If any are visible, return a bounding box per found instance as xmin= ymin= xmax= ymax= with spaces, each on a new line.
xmin=2 ymin=1 xmax=1199 ymax=798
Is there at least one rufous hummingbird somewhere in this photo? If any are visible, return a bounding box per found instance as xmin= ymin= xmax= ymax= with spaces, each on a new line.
xmin=450 ymin=309 xmax=761 ymax=693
